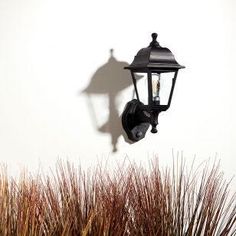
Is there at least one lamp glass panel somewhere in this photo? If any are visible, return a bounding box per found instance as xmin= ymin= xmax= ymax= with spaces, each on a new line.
xmin=152 ymin=72 xmax=175 ymax=105
xmin=134 ymin=72 xmax=148 ymax=105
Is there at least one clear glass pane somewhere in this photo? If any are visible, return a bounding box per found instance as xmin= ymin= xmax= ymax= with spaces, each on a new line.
xmin=134 ymin=73 xmax=148 ymax=105
xmin=152 ymin=72 xmax=175 ymax=105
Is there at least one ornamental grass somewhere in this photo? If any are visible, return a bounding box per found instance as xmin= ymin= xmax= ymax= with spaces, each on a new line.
xmin=0 ymin=159 xmax=235 ymax=236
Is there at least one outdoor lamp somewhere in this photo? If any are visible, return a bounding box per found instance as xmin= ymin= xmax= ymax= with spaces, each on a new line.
xmin=122 ymin=33 xmax=185 ymax=142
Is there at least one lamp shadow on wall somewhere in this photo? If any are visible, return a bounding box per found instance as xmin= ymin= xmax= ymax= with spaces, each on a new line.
xmin=82 ymin=49 xmax=135 ymax=152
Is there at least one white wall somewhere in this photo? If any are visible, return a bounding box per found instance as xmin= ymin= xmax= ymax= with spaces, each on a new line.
xmin=0 ymin=0 xmax=235 ymax=183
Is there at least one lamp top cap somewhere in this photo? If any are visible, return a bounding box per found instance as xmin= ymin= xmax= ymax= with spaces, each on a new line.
xmin=124 ymin=32 xmax=185 ymax=72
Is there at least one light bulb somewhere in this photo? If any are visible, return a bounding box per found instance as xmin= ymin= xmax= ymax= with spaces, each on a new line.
xmin=152 ymin=73 xmax=160 ymax=103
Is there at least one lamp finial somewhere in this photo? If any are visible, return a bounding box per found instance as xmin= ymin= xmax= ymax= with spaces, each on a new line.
xmin=152 ymin=33 xmax=158 ymax=41
xmin=149 ymin=32 xmax=160 ymax=47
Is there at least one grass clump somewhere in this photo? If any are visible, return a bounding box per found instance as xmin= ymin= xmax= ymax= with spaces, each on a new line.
xmin=0 ymin=159 xmax=235 ymax=235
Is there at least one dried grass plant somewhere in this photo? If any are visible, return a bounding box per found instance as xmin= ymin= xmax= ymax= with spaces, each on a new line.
xmin=0 ymin=159 xmax=235 ymax=236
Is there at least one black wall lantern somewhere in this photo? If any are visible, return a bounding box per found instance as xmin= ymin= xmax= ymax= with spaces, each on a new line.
xmin=122 ymin=33 xmax=185 ymax=142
